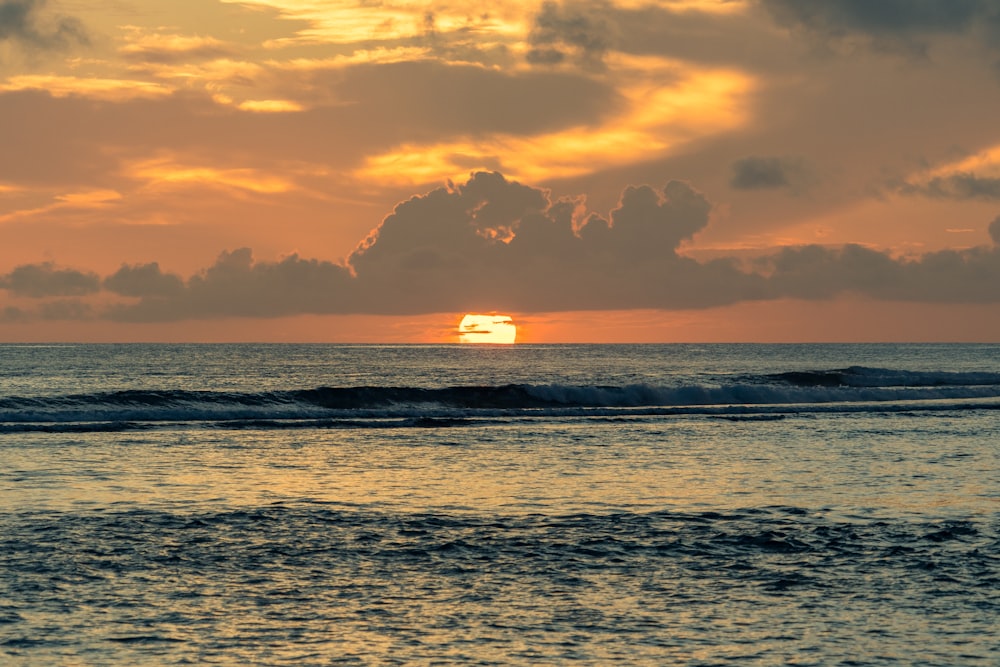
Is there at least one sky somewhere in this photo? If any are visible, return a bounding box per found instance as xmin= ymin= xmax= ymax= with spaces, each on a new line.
xmin=2 ymin=0 xmax=1000 ymax=342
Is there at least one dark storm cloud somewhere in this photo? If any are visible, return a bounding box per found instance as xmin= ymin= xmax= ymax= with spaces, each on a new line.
xmin=759 ymin=0 xmax=1000 ymax=57
xmin=730 ymin=156 xmax=807 ymax=190
xmin=0 ymin=0 xmax=87 ymax=50
xmin=9 ymin=173 xmax=1000 ymax=322
xmin=526 ymin=1 xmax=613 ymax=70
xmin=0 ymin=262 xmax=100 ymax=297
xmin=898 ymin=173 xmax=1000 ymax=201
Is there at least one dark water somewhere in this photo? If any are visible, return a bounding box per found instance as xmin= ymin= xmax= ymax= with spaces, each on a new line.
xmin=1 ymin=344 xmax=998 ymax=664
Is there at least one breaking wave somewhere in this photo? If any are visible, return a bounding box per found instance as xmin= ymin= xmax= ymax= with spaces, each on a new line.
xmin=2 ymin=366 xmax=999 ymax=432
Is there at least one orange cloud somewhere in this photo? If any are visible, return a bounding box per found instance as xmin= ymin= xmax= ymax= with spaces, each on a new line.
xmin=0 ymin=75 xmax=172 ymax=100
xmin=127 ymin=58 xmax=265 ymax=84
xmin=55 ymin=190 xmax=123 ymax=205
xmin=127 ymin=156 xmax=295 ymax=194
xmin=227 ymin=0 xmax=525 ymax=48
xmin=237 ymin=98 xmax=304 ymax=112
xmin=119 ymin=31 xmax=235 ymax=59
xmin=0 ymin=189 xmax=123 ymax=224
xmin=922 ymin=144 xmax=1000 ymax=180
xmin=356 ymin=59 xmax=753 ymax=184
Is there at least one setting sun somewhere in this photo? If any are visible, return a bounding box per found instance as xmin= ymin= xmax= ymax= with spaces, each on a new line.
xmin=458 ymin=314 xmax=517 ymax=344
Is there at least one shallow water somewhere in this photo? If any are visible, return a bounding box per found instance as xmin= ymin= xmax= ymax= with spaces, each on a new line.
xmin=1 ymin=343 xmax=998 ymax=664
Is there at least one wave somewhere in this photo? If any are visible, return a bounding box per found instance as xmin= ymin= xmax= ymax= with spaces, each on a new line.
xmin=2 ymin=366 xmax=999 ymax=430
xmin=764 ymin=366 xmax=1000 ymax=388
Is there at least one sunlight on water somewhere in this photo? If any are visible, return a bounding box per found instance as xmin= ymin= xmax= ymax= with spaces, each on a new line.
xmin=1 ymin=344 xmax=999 ymax=665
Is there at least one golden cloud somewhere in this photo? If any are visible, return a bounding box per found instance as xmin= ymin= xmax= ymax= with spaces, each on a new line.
xmin=275 ymin=47 xmax=433 ymax=70
xmin=224 ymin=0 xmax=526 ymax=48
xmin=237 ymin=99 xmax=304 ymax=112
xmin=119 ymin=32 xmax=234 ymax=58
xmin=0 ymin=75 xmax=173 ymax=101
xmin=355 ymin=59 xmax=754 ymax=184
xmin=923 ymin=144 xmax=1000 ymax=179
xmin=127 ymin=155 xmax=295 ymax=194
xmin=128 ymin=58 xmax=265 ymax=83
xmin=0 ymin=189 xmax=124 ymax=224
xmin=55 ymin=190 xmax=123 ymax=205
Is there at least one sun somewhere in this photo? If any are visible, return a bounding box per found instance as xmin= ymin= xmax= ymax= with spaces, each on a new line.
xmin=458 ymin=314 xmax=517 ymax=344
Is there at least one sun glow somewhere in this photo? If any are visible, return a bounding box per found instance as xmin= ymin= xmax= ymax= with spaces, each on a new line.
xmin=458 ymin=314 xmax=517 ymax=344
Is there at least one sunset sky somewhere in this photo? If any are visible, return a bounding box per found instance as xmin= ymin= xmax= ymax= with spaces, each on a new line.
xmin=2 ymin=0 xmax=1000 ymax=342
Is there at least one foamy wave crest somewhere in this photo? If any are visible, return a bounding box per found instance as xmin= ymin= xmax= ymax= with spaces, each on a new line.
xmin=2 ymin=368 xmax=999 ymax=432
xmin=766 ymin=366 xmax=1000 ymax=388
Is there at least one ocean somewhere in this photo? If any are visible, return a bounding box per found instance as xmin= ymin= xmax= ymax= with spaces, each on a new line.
xmin=1 ymin=343 xmax=998 ymax=665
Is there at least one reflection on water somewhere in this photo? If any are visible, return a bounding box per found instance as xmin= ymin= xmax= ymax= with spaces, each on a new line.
xmin=2 ymin=503 xmax=996 ymax=665
xmin=4 ymin=413 xmax=996 ymax=516
xmin=1 ymin=343 xmax=999 ymax=664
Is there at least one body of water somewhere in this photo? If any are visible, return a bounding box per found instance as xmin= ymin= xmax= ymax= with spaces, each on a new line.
xmin=1 ymin=343 xmax=998 ymax=664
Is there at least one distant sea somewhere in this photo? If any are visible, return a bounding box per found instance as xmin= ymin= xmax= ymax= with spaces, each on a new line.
xmin=2 ymin=343 xmax=998 ymax=665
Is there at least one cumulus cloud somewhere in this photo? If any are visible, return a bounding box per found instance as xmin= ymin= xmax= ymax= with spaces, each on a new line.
xmin=106 ymin=249 xmax=355 ymax=322
xmin=346 ymin=172 xmax=731 ymax=313
xmin=38 ymin=299 xmax=93 ymax=320
xmin=4 ymin=172 xmax=1000 ymax=322
xmin=104 ymin=262 xmax=184 ymax=298
xmin=0 ymin=0 xmax=87 ymax=50
xmin=0 ymin=262 xmax=100 ymax=297
xmin=761 ymin=242 xmax=1000 ymax=303
xmin=0 ymin=306 xmax=27 ymax=323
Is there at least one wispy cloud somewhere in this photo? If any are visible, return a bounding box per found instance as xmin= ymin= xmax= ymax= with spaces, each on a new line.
xmin=0 ymin=74 xmax=172 ymax=100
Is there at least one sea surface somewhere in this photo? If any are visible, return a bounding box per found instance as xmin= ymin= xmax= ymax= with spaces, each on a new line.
xmin=1 ymin=343 xmax=998 ymax=665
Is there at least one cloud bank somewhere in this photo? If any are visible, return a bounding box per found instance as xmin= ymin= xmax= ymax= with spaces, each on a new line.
xmin=3 ymin=172 xmax=999 ymax=322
